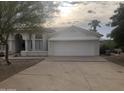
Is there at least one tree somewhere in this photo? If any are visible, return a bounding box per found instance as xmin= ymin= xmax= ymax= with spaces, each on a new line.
xmin=0 ymin=1 xmax=58 ymax=65
xmin=88 ymin=19 xmax=101 ymax=32
xmin=110 ymin=3 xmax=124 ymax=50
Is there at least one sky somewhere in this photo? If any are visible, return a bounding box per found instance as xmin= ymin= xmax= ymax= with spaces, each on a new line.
xmin=44 ymin=1 xmax=123 ymax=39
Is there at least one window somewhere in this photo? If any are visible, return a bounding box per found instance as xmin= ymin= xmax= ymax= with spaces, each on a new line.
xmin=35 ymin=40 xmax=43 ymax=51
xmin=35 ymin=34 xmax=43 ymax=39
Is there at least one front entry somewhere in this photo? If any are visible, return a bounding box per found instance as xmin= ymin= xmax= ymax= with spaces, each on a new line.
xmin=15 ymin=34 xmax=25 ymax=53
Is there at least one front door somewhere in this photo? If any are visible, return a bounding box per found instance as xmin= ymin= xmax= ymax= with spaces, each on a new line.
xmin=15 ymin=34 xmax=25 ymax=53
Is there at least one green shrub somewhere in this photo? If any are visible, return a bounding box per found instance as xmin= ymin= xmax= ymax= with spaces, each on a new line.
xmin=100 ymin=40 xmax=117 ymax=55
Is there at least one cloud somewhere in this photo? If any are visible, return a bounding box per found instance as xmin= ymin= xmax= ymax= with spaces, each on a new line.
xmin=69 ymin=1 xmax=87 ymax=5
xmin=44 ymin=1 xmax=121 ymax=29
xmin=87 ymin=10 xmax=96 ymax=14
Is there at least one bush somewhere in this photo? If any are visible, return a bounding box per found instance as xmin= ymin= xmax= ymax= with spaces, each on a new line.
xmin=100 ymin=44 xmax=110 ymax=55
xmin=100 ymin=40 xmax=117 ymax=55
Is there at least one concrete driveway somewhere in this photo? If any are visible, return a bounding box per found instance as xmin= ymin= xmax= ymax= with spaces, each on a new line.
xmin=0 ymin=56 xmax=124 ymax=91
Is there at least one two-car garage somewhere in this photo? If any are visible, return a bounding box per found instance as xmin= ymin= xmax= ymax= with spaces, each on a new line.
xmin=48 ymin=26 xmax=102 ymax=56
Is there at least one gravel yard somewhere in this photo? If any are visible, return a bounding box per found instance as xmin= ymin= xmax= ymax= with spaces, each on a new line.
xmin=0 ymin=58 xmax=43 ymax=82
xmin=104 ymin=53 xmax=124 ymax=66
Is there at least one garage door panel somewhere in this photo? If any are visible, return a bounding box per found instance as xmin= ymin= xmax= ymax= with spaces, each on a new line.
xmin=49 ymin=41 xmax=99 ymax=56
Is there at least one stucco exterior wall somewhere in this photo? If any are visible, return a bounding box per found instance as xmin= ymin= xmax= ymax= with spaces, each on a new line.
xmin=6 ymin=32 xmax=48 ymax=56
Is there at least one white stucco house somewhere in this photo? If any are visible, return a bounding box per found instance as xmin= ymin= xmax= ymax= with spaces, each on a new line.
xmin=0 ymin=25 xmax=102 ymax=56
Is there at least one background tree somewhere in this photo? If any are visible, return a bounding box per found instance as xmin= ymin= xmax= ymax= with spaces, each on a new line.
xmin=110 ymin=3 xmax=124 ymax=50
xmin=0 ymin=1 xmax=58 ymax=65
xmin=88 ymin=19 xmax=101 ymax=32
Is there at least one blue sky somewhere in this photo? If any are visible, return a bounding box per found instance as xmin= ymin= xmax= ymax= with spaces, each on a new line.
xmin=44 ymin=1 xmax=123 ymax=39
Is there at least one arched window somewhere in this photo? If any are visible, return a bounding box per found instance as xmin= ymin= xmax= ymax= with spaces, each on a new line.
xmin=35 ymin=34 xmax=43 ymax=39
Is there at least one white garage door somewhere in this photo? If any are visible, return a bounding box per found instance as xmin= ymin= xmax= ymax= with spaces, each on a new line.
xmin=48 ymin=41 xmax=99 ymax=56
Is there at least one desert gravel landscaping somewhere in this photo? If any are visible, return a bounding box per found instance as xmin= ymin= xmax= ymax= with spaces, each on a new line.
xmin=0 ymin=58 xmax=43 ymax=82
xmin=105 ymin=54 xmax=124 ymax=66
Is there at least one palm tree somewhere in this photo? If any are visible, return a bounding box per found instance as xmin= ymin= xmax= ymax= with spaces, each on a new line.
xmin=88 ymin=19 xmax=101 ymax=32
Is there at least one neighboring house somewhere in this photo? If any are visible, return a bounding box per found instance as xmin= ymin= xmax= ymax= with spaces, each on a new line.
xmin=0 ymin=25 xmax=102 ymax=56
